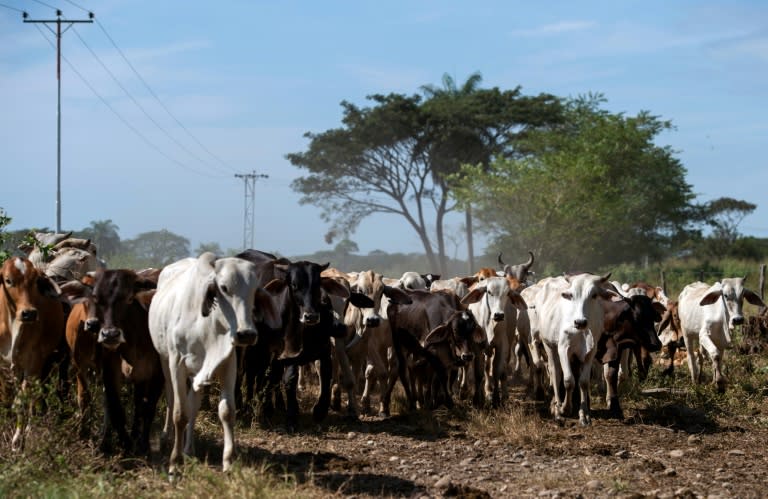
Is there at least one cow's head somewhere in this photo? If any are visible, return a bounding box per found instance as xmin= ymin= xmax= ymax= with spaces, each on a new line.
xmin=84 ymin=269 xmax=156 ymax=350
xmin=1 ymin=257 xmax=61 ymax=323
xmin=560 ymin=272 xmax=617 ymax=333
xmin=498 ymin=251 xmax=535 ymax=283
xmin=699 ymin=277 xmax=766 ymax=331
xmin=627 ymin=294 xmax=665 ymax=353
xmin=657 ymin=300 xmax=682 ymax=346
xmin=461 ymin=276 xmax=527 ymax=324
xmin=201 ymin=255 xmax=276 ymax=347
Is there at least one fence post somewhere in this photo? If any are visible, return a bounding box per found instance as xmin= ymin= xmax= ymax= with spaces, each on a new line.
xmin=699 ymin=270 xmax=705 ymax=282
xmin=660 ymin=270 xmax=667 ymax=295
xmin=759 ymin=264 xmax=766 ymax=316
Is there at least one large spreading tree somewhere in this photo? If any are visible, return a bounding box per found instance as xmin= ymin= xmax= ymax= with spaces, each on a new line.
xmin=287 ymin=76 xmax=563 ymax=273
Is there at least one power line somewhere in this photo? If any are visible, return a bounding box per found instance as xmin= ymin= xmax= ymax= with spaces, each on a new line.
xmin=93 ymin=19 xmax=237 ymax=174
xmin=32 ymin=23 xmax=223 ymax=179
xmin=70 ymin=25 xmax=232 ymax=176
xmin=0 ymin=2 xmax=25 ymax=13
xmin=26 ymin=0 xmax=59 ymax=11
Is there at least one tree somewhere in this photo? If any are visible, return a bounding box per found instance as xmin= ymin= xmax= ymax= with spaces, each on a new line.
xmin=0 ymin=208 xmax=11 ymax=264
xmin=420 ymin=72 xmax=564 ymax=272
xmin=121 ymin=229 xmax=190 ymax=268
xmin=695 ymin=197 xmax=757 ymax=258
xmin=288 ymin=83 xmax=563 ymax=274
xmin=194 ymin=241 xmax=223 ymax=256
xmin=76 ymin=219 xmax=121 ymax=260
xmin=453 ymin=94 xmax=696 ymax=271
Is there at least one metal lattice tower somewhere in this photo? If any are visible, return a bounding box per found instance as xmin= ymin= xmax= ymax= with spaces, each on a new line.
xmin=234 ymin=171 xmax=268 ymax=249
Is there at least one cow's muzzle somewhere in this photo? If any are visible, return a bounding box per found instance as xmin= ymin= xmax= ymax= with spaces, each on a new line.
xmin=492 ymin=312 xmax=505 ymax=322
xmin=365 ymin=316 xmax=381 ymax=328
xmin=84 ymin=318 xmax=100 ymax=333
xmin=574 ymin=319 xmax=588 ymax=330
xmin=300 ymin=312 xmax=320 ymax=326
xmin=731 ymin=316 xmax=744 ymax=327
xmin=20 ymin=308 xmax=38 ymax=322
xmin=234 ymin=329 xmax=258 ymax=346
xmin=460 ymin=352 xmax=474 ymax=362
xmin=98 ymin=327 xmax=126 ymax=350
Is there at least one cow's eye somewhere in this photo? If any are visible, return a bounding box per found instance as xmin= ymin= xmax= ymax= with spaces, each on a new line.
xmin=4 ymin=278 xmax=12 ymax=287
xmin=220 ymin=285 xmax=229 ymax=294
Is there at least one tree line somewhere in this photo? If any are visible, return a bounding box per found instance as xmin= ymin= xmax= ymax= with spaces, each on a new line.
xmin=287 ymin=73 xmax=760 ymax=274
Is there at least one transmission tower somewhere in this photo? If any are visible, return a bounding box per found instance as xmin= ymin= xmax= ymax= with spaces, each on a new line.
xmin=23 ymin=9 xmax=94 ymax=232
xmin=234 ymin=171 xmax=268 ymax=250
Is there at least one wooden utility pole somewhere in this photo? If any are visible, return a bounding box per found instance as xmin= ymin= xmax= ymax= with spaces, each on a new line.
xmin=24 ymin=10 xmax=94 ymax=232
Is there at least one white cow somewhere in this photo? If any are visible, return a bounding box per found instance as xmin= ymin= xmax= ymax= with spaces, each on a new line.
xmin=534 ymin=273 xmax=617 ymax=425
xmin=149 ymin=253 xmax=275 ymax=474
xmin=461 ymin=276 xmax=527 ymax=407
xmin=677 ymin=277 xmax=764 ymax=391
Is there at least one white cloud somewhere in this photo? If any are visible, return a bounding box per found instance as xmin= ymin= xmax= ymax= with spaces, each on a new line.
xmin=510 ymin=20 xmax=596 ymax=37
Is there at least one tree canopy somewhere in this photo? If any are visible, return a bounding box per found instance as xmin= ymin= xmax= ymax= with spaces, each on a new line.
xmin=452 ymin=94 xmax=698 ymax=271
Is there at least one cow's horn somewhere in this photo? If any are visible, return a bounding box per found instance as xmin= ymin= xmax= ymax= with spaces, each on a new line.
xmin=498 ymin=253 xmax=505 ymax=266
xmin=524 ymin=251 xmax=535 ymax=270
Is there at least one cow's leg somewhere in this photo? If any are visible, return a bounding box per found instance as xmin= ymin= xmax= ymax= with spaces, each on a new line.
xmin=73 ymin=366 xmax=92 ymax=438
xmin=618 ymin=349 xmax=630 ymax=384
xmin=662 ymin=341 xmax=677 ymax=377
xmin=138 ymin=370 xmax=164 ymax=457
xmin=544 ymin=346 xmax=564 ymax=420
xmin=168 ymin=352 xmax=188 ymax=476
xmin=391 ymin=329 xmax=416 ymax=412
xmin=363 ymin=343 xmax=385 ymax=415
xmin=11 ymin=377 xmax=31 ymax=452
xmin=101 ymin=355 xmax=129 ymax=453
xmin=495 ymin=341 xmax=511 ymax=407
xmin=184 ymin=382 xmax=203 ymax=458
xmin=577 ymin=360 xmax=593 ymax=426
xmin=313 ymin=350 xmax=332 ymax=423
xmin=700 ymin=333 xmax=726 ymax=391
xmin=603 ymin=360 xmax=623 ymax=420
xmin=159 ymin=361 xmax=174 ymax=445
xmin=684 ymin=334 xmax=701 ymax=384
xmin=218 ymin=355 xmax=237 ymax=472
xmin=379 ymin=348 xmax=401 ymax=417
xmin=282 ymin=363 xmax=300 ymax=432
xmin=558 ymin=344 xmax=575 ymax=419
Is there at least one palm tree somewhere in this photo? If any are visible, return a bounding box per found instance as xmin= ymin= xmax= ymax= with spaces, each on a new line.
xmin=421 ymin=72 xmax=484 ymax=273
xmin=80 ymin=219 xmax=121 ymax=260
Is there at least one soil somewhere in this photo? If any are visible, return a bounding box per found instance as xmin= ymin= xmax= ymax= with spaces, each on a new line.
xmin=221 ymin=384 xmax=768 ymax=499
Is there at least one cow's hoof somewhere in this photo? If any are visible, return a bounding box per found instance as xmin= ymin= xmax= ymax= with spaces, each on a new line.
xmin=312 ymin=404 xmax=329 ymax=423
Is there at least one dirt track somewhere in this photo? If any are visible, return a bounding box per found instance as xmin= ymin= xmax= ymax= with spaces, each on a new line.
xmin=214 ymin=385 xmax=768 ymax=499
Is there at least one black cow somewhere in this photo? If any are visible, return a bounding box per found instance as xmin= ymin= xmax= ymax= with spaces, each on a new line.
xmin=236 ymin=252 xmax=353 ymax=431
xmin=596 ymin=294 xmax=664 ymax=419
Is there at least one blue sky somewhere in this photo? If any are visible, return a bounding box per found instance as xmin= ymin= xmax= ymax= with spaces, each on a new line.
xmin=1 ymin=1 xmax=766 ymax=260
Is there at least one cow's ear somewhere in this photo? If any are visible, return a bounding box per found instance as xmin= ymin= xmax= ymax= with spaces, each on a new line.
xmin=133 ymin=278 xmax=157 ymax=293
xmin=652 ymin=301 xmax=667 ymax=319
xmin=37 ymin=276 xmax=62 ymax=299
xmin=349 ymin=292 xmax=374 ymax=309
xmin=507 ymin=290 xmax=527 ymax=310
xmin=424 ymin=324 xmax=451 ymax=346
xmin=264 ymin=278 xmax=287 ymax=294
xmin=460 ymin=276 xmax=478 ymax=287
xmin=744 ymin=289 xmax=766 ymax=308
xmin=699 ymin=290 xmax=722 ymax=306
xmin=201 ymin=280 xmax=219 ymax=317
xmin=383 ymin=285 xmax=412 ymax=305
xmin=134 ymin=290 xmax=155 ymax=311
xmin=254 ymin=288 xmax=281 ymax=329
xmin=321 ymin=277 xmax=350 ymax=299
xmin=58 ymin=279 xmax=91 ymax=301
xmin=461 ymin=286 xmax=485 ymax=305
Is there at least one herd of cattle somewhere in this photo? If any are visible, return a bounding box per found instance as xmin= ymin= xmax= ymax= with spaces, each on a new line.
xmin=1 ymin=232 xmax=765 ymax=474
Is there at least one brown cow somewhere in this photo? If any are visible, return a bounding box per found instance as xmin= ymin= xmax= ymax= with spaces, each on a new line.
xmin=61 ymin=269 xmax=162 ymax=454
xmin=0 ymin=257 xmax=66 ymax=451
